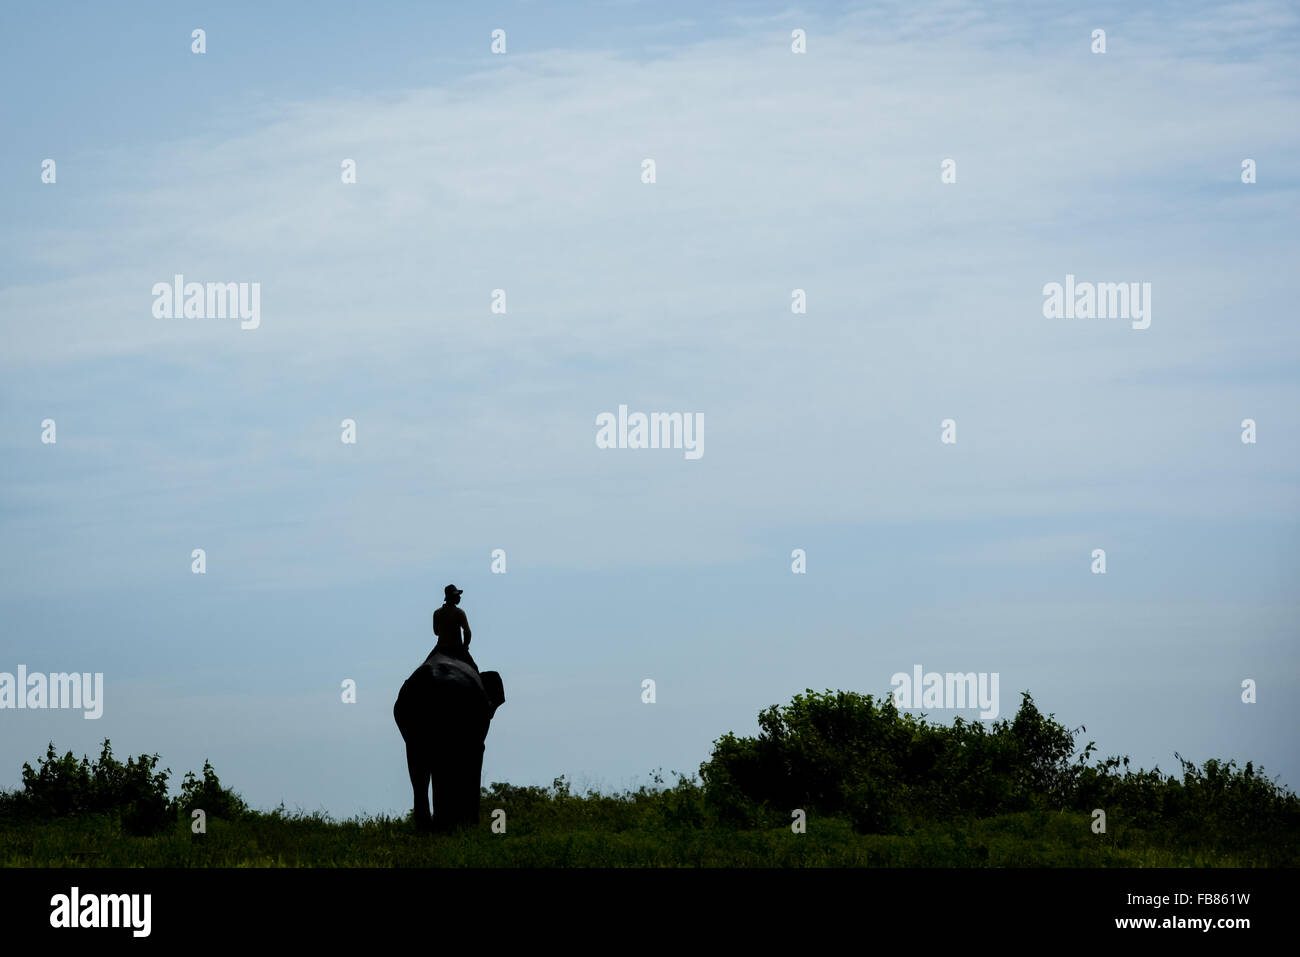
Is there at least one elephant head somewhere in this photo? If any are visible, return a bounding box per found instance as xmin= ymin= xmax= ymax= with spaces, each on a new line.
xmin=393 ymin=650 xmax=505 ymax=831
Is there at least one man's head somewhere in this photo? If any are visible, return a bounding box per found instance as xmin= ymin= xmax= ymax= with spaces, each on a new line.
xmin=444 ymin=584 xmax=463 ymax=605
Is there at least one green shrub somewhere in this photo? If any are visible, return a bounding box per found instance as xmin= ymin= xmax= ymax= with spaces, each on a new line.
xmin=698 ymin=690 xmax=1074 ymax=830
xmin=177 ymin=760 xmax=248 ymax=821
xmin=6 ymin=740 xmax=246 ymax=836
xmin=696 ymin=689 xmax=1300 ymax=838
xmin=15 ymin=741 xmax=172 ymax=834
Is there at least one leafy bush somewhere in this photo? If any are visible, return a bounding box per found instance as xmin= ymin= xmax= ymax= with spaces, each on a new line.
xmin=1074 ymin=751 xmax=1300 ymax=843
xmin=696 ymin=689 xmax=1300 ymax=837
xmin=177 ymin=760 xmax=248 ymax=821
xmin=14 ymin=741 xmax=172 ymax=835
xmin=2 ymin=740 xmax=245 ymax=836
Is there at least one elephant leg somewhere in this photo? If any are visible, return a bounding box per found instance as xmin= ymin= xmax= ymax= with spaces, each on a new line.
xmin=466 ymin=742 xmax=485 ymax=826
xmin=431 ymin=743 xmax=482 ymax=831
xmin=454 ymin=742 xmax=485 ymax=829
xmin=405 ymin=740 xmax=432 ymax=829
xmin=430 ymin=760 xmax=454 ymax=832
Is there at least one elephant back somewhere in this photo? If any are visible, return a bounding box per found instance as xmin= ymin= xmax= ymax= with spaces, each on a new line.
xmin=394 ymin=652 xmax=492 ymax=737
xmin=424 ymin=651 xmax=485 ymax=687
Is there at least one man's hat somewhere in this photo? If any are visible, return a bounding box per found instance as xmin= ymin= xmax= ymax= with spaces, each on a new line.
xmin=444 ymin=584 xmax=463 ymax=599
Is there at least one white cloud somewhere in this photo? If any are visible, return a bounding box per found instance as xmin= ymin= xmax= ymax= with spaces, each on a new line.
xmin=2 ymin=2 xmax=1297 ymax=592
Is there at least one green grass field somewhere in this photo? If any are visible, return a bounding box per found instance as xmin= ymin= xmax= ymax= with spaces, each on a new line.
xmin=2 ymin=809 xmax=1283 ymax=868
xmin=5 ymin=690 xmax=1296 ymax=867
xmin=4 ymin=786 xmax=1292 ymax=868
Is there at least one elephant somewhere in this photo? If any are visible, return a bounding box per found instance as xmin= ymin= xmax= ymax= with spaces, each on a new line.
xmin=393 ymin=649 xmax=505 ymax=831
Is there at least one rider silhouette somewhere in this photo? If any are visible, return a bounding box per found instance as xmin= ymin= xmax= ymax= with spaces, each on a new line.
xmin=433 ymin=584 xmax=477 ymax=670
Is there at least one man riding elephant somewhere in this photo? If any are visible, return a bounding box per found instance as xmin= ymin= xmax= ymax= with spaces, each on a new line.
xmin=395 ymin=585 xmax=504 ymax=831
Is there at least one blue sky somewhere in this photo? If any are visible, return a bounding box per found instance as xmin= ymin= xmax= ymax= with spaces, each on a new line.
xmin=1 ymin=1 xmax=1297 ymax=817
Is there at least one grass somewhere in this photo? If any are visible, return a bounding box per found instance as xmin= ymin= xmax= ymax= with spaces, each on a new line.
xmin=5 ymin=689 xmax=1297 ymax=867
xmin=3 ymin=791 xmax=1290 ymax=867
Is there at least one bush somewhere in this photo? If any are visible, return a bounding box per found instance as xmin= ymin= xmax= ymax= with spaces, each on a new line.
xmin=15 ymin=740 xmax=173 ymax=835
xmin=7 ymin=740 xmax=246 ymax=836
xmin=697 ymin=689 xmax=1300 ymax=836
xmin=699 ymin=690 xmax=1069 ymax=831
xmin=177 ymin=760 xmax=248 ymax=822
xmin=1074 ymin=751 xmax=1300 ymax=842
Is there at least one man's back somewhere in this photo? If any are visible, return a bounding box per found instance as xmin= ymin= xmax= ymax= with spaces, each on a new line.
xmin=433 ymin=584 xmax=475 ymax=669
xmin=433 ymin=603 xmax=469 ymax=645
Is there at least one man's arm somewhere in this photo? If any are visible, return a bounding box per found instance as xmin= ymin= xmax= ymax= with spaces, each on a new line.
xmin=460 ymin=608 xmax=471 ymax=645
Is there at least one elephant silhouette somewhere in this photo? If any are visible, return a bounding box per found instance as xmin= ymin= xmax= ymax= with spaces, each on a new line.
xmin=393 ymin=649 xmax=505 ymax=831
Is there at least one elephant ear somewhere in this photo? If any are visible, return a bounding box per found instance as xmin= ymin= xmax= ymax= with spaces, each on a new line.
xmin=480 ymin=671 xmax=505 ymax=715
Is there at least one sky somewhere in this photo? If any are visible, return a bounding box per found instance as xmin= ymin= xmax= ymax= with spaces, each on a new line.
xmin=1 ymin=0 xmax=1297 ymax=818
